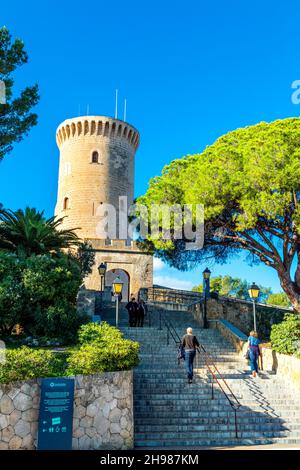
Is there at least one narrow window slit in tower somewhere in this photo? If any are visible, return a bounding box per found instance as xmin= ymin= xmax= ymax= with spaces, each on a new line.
xmin=63 ymin=197 xmax=70 ymax=210
xmin=92 ymin=151 xmax=99 ymax=163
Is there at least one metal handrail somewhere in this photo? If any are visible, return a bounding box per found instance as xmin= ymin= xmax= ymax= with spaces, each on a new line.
xmin=158 ymin=308 xmax=242 ymax=439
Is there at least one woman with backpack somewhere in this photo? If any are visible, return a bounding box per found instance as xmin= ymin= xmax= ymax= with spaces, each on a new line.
xmin=181 ymin=327 xmax=200 ymax=384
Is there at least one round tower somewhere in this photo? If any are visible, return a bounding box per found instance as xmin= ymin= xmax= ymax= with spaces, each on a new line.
xmin=55 ymin=115 xmax=140 ymax=239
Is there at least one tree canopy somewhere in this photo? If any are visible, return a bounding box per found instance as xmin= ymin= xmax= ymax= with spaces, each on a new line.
xmin=137 ymin=118 xmax=300 ymax=313
xmin=0 ymin=26 xmax=39 ymax=161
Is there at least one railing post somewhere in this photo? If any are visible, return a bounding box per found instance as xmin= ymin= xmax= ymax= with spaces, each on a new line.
xmin=211 ymin=377 xmax=214 ymax=400
xmin=159 ymin=310 xmax=162 ymax=330
xmin=234 ymin=408 xmax=238 ymax=439
xmin=167 ymin=328 xmax=169 ymax=345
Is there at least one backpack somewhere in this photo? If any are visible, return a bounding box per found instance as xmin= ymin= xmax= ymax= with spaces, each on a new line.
xmin=177 ymin=343 xmax=185 ymax=364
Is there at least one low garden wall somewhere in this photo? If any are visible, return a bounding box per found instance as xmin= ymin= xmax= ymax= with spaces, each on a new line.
xmin=148 ymin=301 xmax=189 ymax=312
xmin=77 ymin=288 xmax=96 ymax=317
xmin=260 ymin=347 xmax=300 ymax=392
xmin=0 ymin=370 xmax=133 ymax=450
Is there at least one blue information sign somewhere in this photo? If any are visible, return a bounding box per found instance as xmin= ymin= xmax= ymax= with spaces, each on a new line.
xmin=37 ymin=378 xmax=75 ymax=450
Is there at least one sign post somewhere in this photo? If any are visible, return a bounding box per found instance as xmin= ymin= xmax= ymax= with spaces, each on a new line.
xmin=37 ymin=378 xmax=75 ymax=450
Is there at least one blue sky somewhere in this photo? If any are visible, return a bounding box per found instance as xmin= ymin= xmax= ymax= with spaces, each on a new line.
xmin=1 ymin=0 xmax=300 ymax=292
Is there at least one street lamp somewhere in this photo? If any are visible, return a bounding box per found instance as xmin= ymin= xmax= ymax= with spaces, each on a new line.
xmin=202 ymin=268 xmax=211 ymax=329
xmin=97 ymin=262 xmax=107 ymax=310
xmin=248 ymin=282 xmax=260 ymax=332
xmin=112 ymin=276 xmax=123 ymax=327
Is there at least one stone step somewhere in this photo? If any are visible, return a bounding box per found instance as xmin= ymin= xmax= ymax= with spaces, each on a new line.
xmin=134 ymin=417 xmax=300 ymax=425
xmin=134 ymin=437 xmax=300 ymax=447
xmin=135 ymin=424 xmax=300 ymax=432
xmin=134 ymin=395 xmax=300 ymax=405
xmin=134 ymin=430 xmax=300 ymax=439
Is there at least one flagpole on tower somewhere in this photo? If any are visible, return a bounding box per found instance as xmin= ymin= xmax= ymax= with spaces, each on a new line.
xmin=124 ymin=98 xmax=127 ymax=122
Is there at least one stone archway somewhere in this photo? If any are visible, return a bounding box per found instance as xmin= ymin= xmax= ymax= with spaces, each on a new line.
xmin=105 ymin=269 xmax=130 ymax=302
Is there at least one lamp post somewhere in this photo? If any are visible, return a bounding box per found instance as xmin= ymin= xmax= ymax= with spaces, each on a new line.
xmin=97 ymin=262 xmax=107 ymax=311
xmin=112 ymin=276 xmax=123 ymax=327
xmin=248 ymin=282 xmax=260 ymax=332
xmin=203 ymin=268 xmax=211 ymax=329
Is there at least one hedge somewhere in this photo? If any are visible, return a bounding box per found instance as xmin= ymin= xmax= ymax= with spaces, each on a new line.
xmin=270 ymin=314 xmax=300 ymax=358
xmin=0 ymin=346 xmax=66 ymax=384
xmin=67 ymin=323 xmax=139 ymax=375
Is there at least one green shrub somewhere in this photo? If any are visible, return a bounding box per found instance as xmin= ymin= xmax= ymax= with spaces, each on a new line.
xmin=70 ymin=322 xmax=139 ymax=374
xmin=270 ymin=314 xmax=300 ymax=358
xmin=66 ymin=340 xmax=139 ymax=375
xmin=78 ymin=322 xmax=123 ymax=345
xmin=0 ymin=346 xmax=67 ymax=384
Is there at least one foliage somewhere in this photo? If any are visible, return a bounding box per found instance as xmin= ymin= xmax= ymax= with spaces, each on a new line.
xmin=78 ymin=322 xmax=122 ymax=345
xmin=0 ymin=207 xmax=81 ymax=257
xmin=0 ymin=26 xmax=39 ymax=161
xmin=192 ymin=275 xmax=271 ymax=301
xmin=0 ymin=252 xmax=25 ymax=334
xmin=32 ymin=304 xmax=87 ymax=344
xmin=270 ymin=314 xmax=300 ymax=357
xmin=266 ymin=292 xmax=291 ymax=308
xmin=0 ymin=346 xmax=67 ymax=384
xmin=0 ymin=251 xmax=85 ymax=341
xmin=67 ymin=322 xmax=139 ymax=374
xmin=137 ymin=118 xmax=300 ymax=312
xmin=66 ymin=341 xmax=139 ymax=375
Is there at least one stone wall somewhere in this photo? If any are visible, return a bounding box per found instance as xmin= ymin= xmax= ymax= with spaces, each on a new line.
xmin=147 ymin=301 xmax=189 ymax=312
xmin=260 ymin=347 xmax=300 ymax=393
xmin=77 ymin=288 xmax=96 ymax=317
xmin=0 ymin=371 xmax=133 ymax=450
xmin=210 ymin=319 xmax=248 ymax=354
xmin=189 ymin=301 xmax=204 ymax=327
xmin=192 ymin=297 xmax=291 ymax=340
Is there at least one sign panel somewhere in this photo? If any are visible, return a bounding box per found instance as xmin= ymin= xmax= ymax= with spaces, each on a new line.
xmin=37 ymin=378 xmax=75 ymax=450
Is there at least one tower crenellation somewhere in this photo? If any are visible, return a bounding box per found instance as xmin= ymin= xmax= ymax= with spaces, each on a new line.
xmin=56 ymin=116 xmax=139 ymax=150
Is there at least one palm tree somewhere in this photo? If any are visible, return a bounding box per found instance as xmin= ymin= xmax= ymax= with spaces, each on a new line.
xmin=0 ymin=207 xmax=81 ymax=257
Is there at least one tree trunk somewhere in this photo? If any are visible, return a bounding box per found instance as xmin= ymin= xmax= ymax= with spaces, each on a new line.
xmin=294 ymin=249 xmax=300 ymax=294
xmin=278 ymin=266 xmax=300 ymax=313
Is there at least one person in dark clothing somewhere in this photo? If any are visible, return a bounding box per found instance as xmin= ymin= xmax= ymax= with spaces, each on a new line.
xmin=125 ymin=298 xmax=138 ymax=327
xmin=181 ymin=327 xmax=200 ymax=384
xmin=136 ymin=300 xmax=148 ymax=327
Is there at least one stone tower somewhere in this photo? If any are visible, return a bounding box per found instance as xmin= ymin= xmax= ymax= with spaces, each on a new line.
xmin=55 ymin=115 xmax=153 ymax=301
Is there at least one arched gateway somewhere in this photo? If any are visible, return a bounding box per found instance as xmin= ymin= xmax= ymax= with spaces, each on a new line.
xmin=105 ymin=268 xmax=130 ymax=303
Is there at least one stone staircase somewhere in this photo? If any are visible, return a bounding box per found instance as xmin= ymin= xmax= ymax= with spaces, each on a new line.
xmin=101 ymin=305 xmax=300 ymax=448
